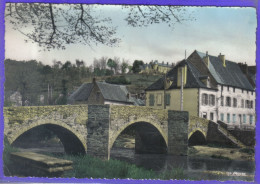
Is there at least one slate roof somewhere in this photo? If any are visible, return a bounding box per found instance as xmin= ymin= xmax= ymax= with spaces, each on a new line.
xmin=68 ymin=83 xmax=94 ymax=103
xmin=68 ymin=81 xmax=142 ymax=105
xmin=146 ymin=60 xmax=210 ymax=91
xmin=96 ymin=82 xmax=132 ymax=103
xmin=195 ymin=51 xmax=254 ymax=90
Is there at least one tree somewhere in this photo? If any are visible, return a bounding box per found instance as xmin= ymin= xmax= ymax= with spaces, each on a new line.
xmin=107 ymin=58 xmax=117 ymax=72
xmin=4 ymin=59 xmax=42 ymax=106
xmin=121 ymin=59 xmax=129 ymax=74
xmin=5 ymin=3 xmax=193 ymax=50
xmin=132 ymin=60 xmax=144 ymax=73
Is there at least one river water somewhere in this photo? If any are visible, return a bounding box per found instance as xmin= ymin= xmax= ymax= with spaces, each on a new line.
xmin=16 ymin=146 xmax=255 ymax=181
xmin=110 ymin=148 xmax=255 ymax=181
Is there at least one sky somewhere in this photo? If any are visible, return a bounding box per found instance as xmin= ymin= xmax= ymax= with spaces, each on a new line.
xmin=4 ymin=5 xmax=257 ymax=66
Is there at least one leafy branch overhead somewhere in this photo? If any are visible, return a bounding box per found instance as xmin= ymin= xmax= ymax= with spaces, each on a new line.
xmin=5 ymin=3 xmax=194 ymax=50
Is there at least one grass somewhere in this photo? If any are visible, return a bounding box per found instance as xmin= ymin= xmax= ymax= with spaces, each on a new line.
xmin=3 ymin=138 xmax=19 ymax=176
xmin=210 ymin=154 xmax=231 ymax=160
xmin=239 ymin=148 xmax=255 ymax=155
xmin=54 ymin=154 xmax=187 ymax=180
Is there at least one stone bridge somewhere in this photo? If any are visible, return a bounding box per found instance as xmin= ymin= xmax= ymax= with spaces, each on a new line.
xmin=4 ymin=105 xmax=212 ymax=159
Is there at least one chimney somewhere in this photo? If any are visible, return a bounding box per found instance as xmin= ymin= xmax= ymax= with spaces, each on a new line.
xmin=238 ymin=62 xmax=248 ymax=75
xmin=202 ymin=51 xmax=209 ymax=67
xmin=218 ymin=53 xmax=226 ymax=67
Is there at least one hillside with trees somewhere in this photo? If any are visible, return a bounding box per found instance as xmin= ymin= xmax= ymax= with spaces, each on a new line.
xmin=4 ymin=58 xmax=162 ymax=106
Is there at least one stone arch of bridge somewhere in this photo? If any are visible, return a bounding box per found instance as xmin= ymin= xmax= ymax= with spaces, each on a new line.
xmin=188 ymin=128 xmax=207 ymax=139
xmin=188 ymin=129 xmax=207 ymax=146
xmin=109 ymin=118 xmax=168 ymax=150
xmin=9 ymin=119 xmax=87 ymax=154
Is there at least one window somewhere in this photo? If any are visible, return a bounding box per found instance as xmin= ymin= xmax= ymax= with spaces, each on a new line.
xmin=157 ymin=94 xmax=162 ymax=105
xmin=233 ymin=98 xmax=237 ymax=107
xmin=233 ymin=114 xmax=236 ymax=123
xmin=165 ymin=93 xmax=171 ymax=105
xmin=227 ymin=113 xmax=230 ymax=123
xmin=227 ymin=86 xmax=229 ymax=91
xmin=226 ymin=97 xmax=231 ymax=107
xmin=241 ymin=99 xmax=244 ymax=108
xmin=246 ymin=100 xmax=250 ymax=108
xmin=220 ymin=113 xmax=224 ymax=121
xmin=250 ymin=115 xmax=253 ymax=124
xmin=202 ymin=112 xmax=207 ymax=119
xmin=250 ymin=101 xmax=253 ymax=109
xmin=242 ymin=89 xmax=244 ymax=93
xmin=149 ymin=94 xmax=154 ymax=106
xmin=221 ymin=85 xmax=223 ymax=91
xmin=233 ymin=87 xmax=235 ymax=92
xmin=251 ymin=91 xmax=253 ymax=95
xmin=243 ymin=114 xmax=246 ymax=123
xmin=209 ymin=95 xmax=215 ymax=106
xmin=221 ymin=96 xmax=224 ymax=106
xmin=202 ymin=94 xmax=208 ymax=105
xmin=210 ymin=113 xmax=214 ymax=121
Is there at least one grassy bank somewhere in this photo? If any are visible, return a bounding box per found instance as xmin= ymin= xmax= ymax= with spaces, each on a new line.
xmin=57 ymin=154 xmax=186 ymax=180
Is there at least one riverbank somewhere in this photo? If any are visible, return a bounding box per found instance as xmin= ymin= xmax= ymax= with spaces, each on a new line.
xmin=188 ymin=146 xmax=254 ymax=161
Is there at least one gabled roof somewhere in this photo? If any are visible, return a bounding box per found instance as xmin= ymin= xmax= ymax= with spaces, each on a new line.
xmin=96 ymin=82 xmax=132 ymax=103
xmin=195 ymin=50 xmax=254 ymax=90
xmin=68 ymin=81 xmax=140 ymax=105
xmin=146 ymin=60 xmax=210 ymax=91
xmin=68 ymin=83 xmax=94 ymax=103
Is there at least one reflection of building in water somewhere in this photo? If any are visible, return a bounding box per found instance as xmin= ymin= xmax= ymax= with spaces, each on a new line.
xmin=145 ymin=50 xmax=256 ymax=129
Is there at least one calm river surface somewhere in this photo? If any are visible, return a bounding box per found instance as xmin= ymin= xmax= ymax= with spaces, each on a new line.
xmin=110 ymin=148 xmax=255 ymax=181
xmin=18 ymin=146 xmax=255 ymax=181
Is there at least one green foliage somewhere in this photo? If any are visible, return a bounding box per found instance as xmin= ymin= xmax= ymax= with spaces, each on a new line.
xmin=211 ymin=154 xmax=231 ymax=160
xmin=239 ymin=148 xmax=254 ymax=155
xmin=121 ymin=62 xmax=129 ymax=74
xmin=56 ymin=154 xmax=186 ymax=180
xmin=3 ymin=138 xmax=19 ymax=176
xmin=105 ymin=76 xmax=131 ymax=85
xmin=132 ymin=60 xmax=144 ymax=73
xmin=107 ymin=58 xmax=116 ymax=70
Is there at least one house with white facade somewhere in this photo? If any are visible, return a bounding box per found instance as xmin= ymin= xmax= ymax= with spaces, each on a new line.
xmin=145 ymin=50 xmax=255 ymax=129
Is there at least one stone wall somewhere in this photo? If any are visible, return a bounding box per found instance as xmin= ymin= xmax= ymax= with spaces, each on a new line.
xmin=168 ymin=110 xmax=189 ymax=156
xmin=206 ymin=121 xmax=234 ymax=146
xmin=188 ymin=115 xmax=209 ymax=138
xmin=229 ymin=129 xmax=255 ymax=146
xmin=4 ymin=105 xmax=88 ymax=152
xmin=87 ymin=105 xmax=110 ymax=159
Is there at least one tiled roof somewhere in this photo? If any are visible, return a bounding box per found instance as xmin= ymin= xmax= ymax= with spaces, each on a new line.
xmin=195 ymin=51 xmax=254 ymax=90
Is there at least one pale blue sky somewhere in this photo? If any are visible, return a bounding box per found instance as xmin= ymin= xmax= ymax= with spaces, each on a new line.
xmin=5 ymin=5 xmax=257 ymax=66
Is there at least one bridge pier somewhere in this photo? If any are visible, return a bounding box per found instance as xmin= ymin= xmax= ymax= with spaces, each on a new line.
xmin=168 ymin=111 xmax=189 ymax=156
xmin=87 ymin=105 xmax=110 ymax=160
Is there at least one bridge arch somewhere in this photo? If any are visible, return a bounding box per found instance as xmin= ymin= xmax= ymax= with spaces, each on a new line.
xmin=109 ymin=118 xmax=168 ymax=152
xmin=9 ymin=120 xmax=87 ymax=154
xmin=188 ymin=130 xmax=207 ymax=146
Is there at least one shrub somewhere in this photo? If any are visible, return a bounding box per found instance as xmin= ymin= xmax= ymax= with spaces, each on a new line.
xmin=239 ymin=148 xmax=254 ymax=155
xmin=105 ymin=76 xmax=131 ymax=85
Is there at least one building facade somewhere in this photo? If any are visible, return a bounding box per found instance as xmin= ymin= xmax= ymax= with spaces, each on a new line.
xmin=145 ymin=50 xmax=256 ymax=128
